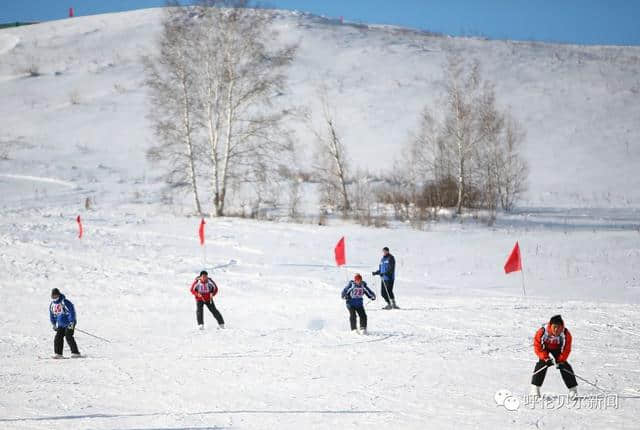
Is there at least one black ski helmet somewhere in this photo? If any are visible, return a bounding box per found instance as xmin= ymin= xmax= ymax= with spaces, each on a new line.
xmin=550 ymin=315 xmax=564 ymax=326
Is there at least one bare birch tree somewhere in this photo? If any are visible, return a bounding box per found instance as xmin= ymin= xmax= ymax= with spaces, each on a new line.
xmin=193 ymin=0 xmax=296 ymax=216
xmin=398 ymin=56 xmax=528 ymax=214
xmin=144 ymin=5 xmax=203 ymax=216
xmin=495 ymin=115 xmax=528 ymax=210
xmin=310 ymin=84 xmax=351 ymax=213
xmin=442 ymin=56 xmax=503 ymax=214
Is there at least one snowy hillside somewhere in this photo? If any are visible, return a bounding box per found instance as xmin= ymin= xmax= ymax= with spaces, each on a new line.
xmin=1 ymin=8 xmax=639 ymax=430
xmin=1 ymin=8 xmax=640 ymax=208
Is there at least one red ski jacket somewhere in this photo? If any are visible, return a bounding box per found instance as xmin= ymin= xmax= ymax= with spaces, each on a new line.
xmin=190 ymin=278 xmax=219 ymax=302
xmin=534 ymin=323 xmax=572 ymax=362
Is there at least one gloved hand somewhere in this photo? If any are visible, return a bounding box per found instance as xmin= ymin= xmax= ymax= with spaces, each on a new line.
xmin=68 ymin=322 xmax=75 ymax=331
xmin=372 ymin=271 xmax=378 ymax=276
xmin=52 ymin=325 xmax=57 ymax=332
xmin=544 ymin=359 xmax=554 ymax=367
xmin=555 ymin=361 xmax=565 ymax=369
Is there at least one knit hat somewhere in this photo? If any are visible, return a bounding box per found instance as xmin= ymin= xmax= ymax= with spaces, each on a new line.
xmin=51 ymin=288 xmax=61 ymax=298
xmin=354 ymin=273 xmax=362 ymax=282
xmin=549 ymin=314 xmax=564 ymax=326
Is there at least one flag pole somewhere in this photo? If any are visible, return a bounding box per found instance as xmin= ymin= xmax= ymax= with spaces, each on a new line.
xmin=520 ymin=254 xmax=526 ymax=297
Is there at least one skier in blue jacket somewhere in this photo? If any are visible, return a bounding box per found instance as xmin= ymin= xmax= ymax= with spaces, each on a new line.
xmin=49 ymin=288 xmax=81 ymax=358
xmin=341 ymin=274 xmax=376 ymax=334
xmin=372 ymin=246 xmax=398 ymax=309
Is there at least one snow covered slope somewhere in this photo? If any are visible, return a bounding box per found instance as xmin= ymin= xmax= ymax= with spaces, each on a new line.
xmin=1 ymin=209 xmax=639 ymax=429
xmin=0 ymin=8 xmax=639 ymax=430
xmin=0 ymin=8 xmax=639 ymax=208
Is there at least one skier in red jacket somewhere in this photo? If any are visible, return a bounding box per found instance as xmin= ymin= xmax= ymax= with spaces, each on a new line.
xmin=190 ymin=270 xmax=225 ymax=330
xmin=530 ymin=315 xmax=578 ymax=398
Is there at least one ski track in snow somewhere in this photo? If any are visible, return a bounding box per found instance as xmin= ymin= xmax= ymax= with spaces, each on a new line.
xmin=0 ymin=173 xmax=77 ymax=189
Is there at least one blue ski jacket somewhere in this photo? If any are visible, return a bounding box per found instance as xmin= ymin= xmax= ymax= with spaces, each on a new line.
xmin=49 ymin=294 xmax=77 ymax=329
xmin=374 ymin=254 xmax=395 ymax=281
xmin=341 ymin=280 xmax=376 ymax=307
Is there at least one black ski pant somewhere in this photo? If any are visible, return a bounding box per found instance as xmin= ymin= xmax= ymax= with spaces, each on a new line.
xmin=347 ymin=304 xmax=367 ymax=330
xmin=196 ymin=300 xmax=224 ymax=325
xmin=380 ymin=279 xmax=395 ymax=304
xmin=531 ymin=350 xmax=578 ymax=388
xmin=54 ymin=326 xmax=80 ymax=355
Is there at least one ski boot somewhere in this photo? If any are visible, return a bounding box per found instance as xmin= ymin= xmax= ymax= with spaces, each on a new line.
xmin=529 ymin=385 xmax=541 ymax=399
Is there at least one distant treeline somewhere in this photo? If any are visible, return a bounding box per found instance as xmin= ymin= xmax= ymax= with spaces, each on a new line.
xmin=0 ymin=22 xmax=37 ymax=29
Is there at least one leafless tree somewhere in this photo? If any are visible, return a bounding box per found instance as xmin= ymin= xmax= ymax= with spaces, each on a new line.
xmin=310 ymin=84 xmax=351 ymax=213
xmin=145 ymin=1 xmax=295 ymax=217
xmin=397 ymin=56 xmax=528 ymax=215
xmin=495 ymin=115 xmax=529 ymax=210
xmin=441 ymin=56 xmax=503 ymax=214
xmin=144 ymin=5 xmax=204 ymax=216
xmin=193 ymin=0 xmax=296 ymax=216
xmin=399 ymin=108 xmax=452 ymax=209
xmin=288 ymin=178 xmax=302 ymax=220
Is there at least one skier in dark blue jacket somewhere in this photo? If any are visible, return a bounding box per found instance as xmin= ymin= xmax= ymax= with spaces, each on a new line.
xmin=372 ymin=246 xmax=398 ymax=309
xmin=341 ymin=274 xmax=376 ymax=334
xmin=49 ymin=288 xmax=81 ymax=358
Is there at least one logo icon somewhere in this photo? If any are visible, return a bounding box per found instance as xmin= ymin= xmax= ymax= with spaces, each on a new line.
xmin=495 ymin=389 xmax=521 ymax=411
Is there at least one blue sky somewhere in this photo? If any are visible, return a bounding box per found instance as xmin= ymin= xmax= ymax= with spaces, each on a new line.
xmin=2 ymin=0 xmax=639 ymax=46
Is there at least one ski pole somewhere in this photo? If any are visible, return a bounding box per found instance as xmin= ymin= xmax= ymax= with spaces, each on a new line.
xmin=532 ymin=363 xmax=552 ymax=376
xmin=381 ymin=278 xmax=393 ymax=307
xmin=559 ymin=367 xmax=607 ymax=393
xmin=76 ymin=328 xmax=112 ymax=343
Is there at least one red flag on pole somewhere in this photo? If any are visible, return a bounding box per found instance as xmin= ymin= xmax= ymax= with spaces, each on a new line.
xmin=504 ymin=241 xmax=522 ymax=274
xmin=334 ymin=236 xmax=346 ymax=266
xmin=76 ymin=215 xmax=83 ymax=239
xmin=198 ymin=218 xmax=205 ymax=246
xmin=69 ymin=7 xmax=74 ymax=18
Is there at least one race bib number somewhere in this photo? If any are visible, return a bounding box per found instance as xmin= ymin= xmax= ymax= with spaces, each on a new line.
xmin=351 ymin=287 xmax=364 ymax=298
xmin=51 ymin=303 xmax=64 ymax=316
xmin=196 ymin=283 xmax=210 ymax=293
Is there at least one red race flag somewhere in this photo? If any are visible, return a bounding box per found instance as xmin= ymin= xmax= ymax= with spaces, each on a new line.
xmin=76 ymin=215 xmax=83 ymax=239
xmin=198 ymin=218 xmax=205 ymax=246
xmin=504 ymin=241 xmax=522 ymax=274
xmin=334 ymin=236 xmax=346 ymax=266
